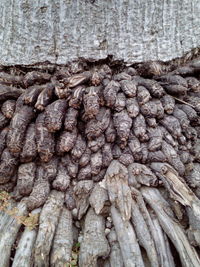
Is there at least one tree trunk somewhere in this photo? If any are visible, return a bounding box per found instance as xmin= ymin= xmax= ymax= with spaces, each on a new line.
xmin=0 ymin=0 xmax=200 ymax=66
xmin=1 ymin=1 xmax=200 ymax=267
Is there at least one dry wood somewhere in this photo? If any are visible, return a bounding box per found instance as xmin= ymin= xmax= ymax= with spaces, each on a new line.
xmin=0 ymin=198 xmax=16 ymax=232
xmin=118 ymin=148 xmax=134 ymax=166
xmin=147 ymin=126 xmax=163 ymax=151
xmin=126 ymin=97 xmax=140 ymax=118
xmin=111 ymin=205 xmax=144 ymax=267
xmin=85 ymin=107 xmax=111 ymax=140
xmin=102 ymin=143 xmax=113 ymax=168
xmin=57 ymin=128 xmax=77 ymax=154
xmin=133 ymin=114 xmax=148 ymax=142
xmin=130 ymin=188 xmax=175 ymax=267
xmin=12 ymin=208 xmax=41 ymax=267
xmin=91 ymin=150 xmax=103 ymax=175
xmin=107 ymin=228 xmax=124 ymax=267
xmin=71 ymin=134 xmax=86 ymax=160
xmin=113 ymin=110 xmax=132 ymax=143
xmin=68 ymin=71 xmax=92 ymax=88
xmin=149 ymin=211 xmax=175 ymax=267
xmin=20 ymin=123 xmax=37 ymax=163
xmin=151 ymin=163 xmax=200 ymax=247
xmin=0 ymin=200 xmax=27 ymax=267
xmin=88 ymin=134 xmax=105 ymax=152
xmin=34 ymin=190 xmax=64 ymax=267
xmin=69 ymin=85 xmax=85 ymax=109
xmin=131 ymin=198 xmax=159 ymax=267
xmin=128 ymin=163 xmax=158 ymax=187
xmin=105 ymin=160 xmax=132 ymax=221
xmin=105 ymin=119 xmax=116 ymax=143
xmin=79 ymin=207 xmax=110 ymax=267
xmin=161 ymin=141 xmax=185 ymax=175
xmin=1 ymin=57 xmax=200 ymax=266
xmin=74 ymin=180 xmax=94 ymax=220
xmin=120 ymin=80 xmax=137 ymax=97
xmin=103 ymin=81 xmax=120 ymax=108
xmin=41 ymin=156 xmax=59 ymax=182
xmin=114 ymin=92 xmax=126 ymax=112
xmin=141 ymin=187 xmax=200 ymax=267
xmin=65 ymin=186 xmax=76 ymax=211
xmin=64 ymin=108 xmax=78 ymax=131
xmin=61 ymin=154 xmax=79 ymax=179
xmin=89 ymin=183 xmax=109 ymax=215
xmin=50 ymin=207 xmax=73 ymax=267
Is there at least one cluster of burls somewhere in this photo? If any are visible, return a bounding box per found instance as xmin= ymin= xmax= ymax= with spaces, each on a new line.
xmin=0 ymin=59 xmax=200 ymax=211
xmin=1 ymin=59 xmax=200 ymax=267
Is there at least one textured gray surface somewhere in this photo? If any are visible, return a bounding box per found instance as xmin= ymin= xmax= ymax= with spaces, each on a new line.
xmin=0 ymin=0 xmax=200 ymax=66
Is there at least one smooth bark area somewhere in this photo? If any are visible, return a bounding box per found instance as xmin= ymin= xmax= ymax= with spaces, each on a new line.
xmin=0 ymin=0 xmax=200 ymax=66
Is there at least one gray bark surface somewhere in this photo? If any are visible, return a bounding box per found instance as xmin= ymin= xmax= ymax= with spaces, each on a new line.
xmin=0 ymin=0 xmax=200 ymax=66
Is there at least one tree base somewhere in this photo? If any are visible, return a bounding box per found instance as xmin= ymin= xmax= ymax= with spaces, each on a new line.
xmin=0 ymin=57 xmax=200 ymax=266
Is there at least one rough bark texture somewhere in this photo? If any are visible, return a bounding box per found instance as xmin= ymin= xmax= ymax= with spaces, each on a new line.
xmin=0 ymin=0 xmax=200 ymax=66
xmin=1 ymin=56 xmax=200 ymax=266
xmin=0 ymin=200 xmax=28 ymax=267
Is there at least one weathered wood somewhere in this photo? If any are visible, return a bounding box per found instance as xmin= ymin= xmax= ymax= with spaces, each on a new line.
xmin=12 ymin=208 xmax=41 ymax=267
xmin=131 ymin=198 xmax=159 ymax=267
xmin=0 ymin=199 xmax=16 ymax=232
xmin=149 ymin=211 xmax=175 ymax=267
xmin=0 ymin=200 xmax=28 ymax=267
xmin=79 ymin=207 xmax=110 ymax=267
xmin=34 ymin=190 xmax=64 ymax=267
xmin=74 ymin=180 xmax=94 ymax=220
xmin=50 ymin=207 xmax=73 ymax=267
xmin=105 ymin=160 xmax=132 ymax=221
xmin=128 ymin=163 xmax=158 ymax=187
xmin=151 ymin=163 xmax=200 ymax=247
xmin=141 ymin=187 xmax=200 ymax=267
xmin=107 ymin=228 xmax=124 ymax=267
xmin=89 ymin=183 xmax=109 ymax=215
xmin=111 ymin=205 xmax=144 ymax=267
xmin=130 ymin=187 xmax=175 ymax=267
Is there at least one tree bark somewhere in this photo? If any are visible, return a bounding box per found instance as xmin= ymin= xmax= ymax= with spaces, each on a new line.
xmin=0 ymin=0 xmax=200 ymax=66
xmin=1 ymin=1 xmax=200 ymax=267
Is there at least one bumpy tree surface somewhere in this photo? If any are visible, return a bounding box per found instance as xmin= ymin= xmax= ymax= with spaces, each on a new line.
xmin=1 ymin=57 xmax=200 ymax=266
